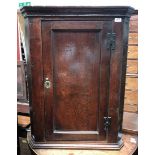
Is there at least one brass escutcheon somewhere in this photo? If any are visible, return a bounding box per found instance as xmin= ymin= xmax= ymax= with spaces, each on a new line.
xmin=44 ymin=78 xmax=51 ymax=89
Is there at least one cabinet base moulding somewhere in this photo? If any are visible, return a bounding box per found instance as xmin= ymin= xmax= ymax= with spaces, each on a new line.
xmin=27 ymin=132 xmax=123 ymax=150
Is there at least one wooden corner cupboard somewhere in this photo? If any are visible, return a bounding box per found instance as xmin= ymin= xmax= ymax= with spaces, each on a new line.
xmin=21 ymin=6 xmax=135 ymax=150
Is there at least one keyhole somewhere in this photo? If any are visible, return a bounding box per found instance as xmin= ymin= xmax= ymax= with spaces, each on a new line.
xmin=44 ymin=78 xmax=51 ymax=89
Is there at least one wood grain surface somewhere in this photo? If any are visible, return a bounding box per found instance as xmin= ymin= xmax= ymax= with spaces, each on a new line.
xmin=125 ymin=78 xmax=138 ymax=91
xmin=124 ymin=104 xmax=138 ymax=113
xmin=20 ymin=6 xmax=136 ymax=149
xmin=42 ymin=21 xmax=112 ymax=142
xmin=17 ymin=10 xmax=138 ymax=114
xmin=124 ymin=14 xmax=138 ymax=113
xmin=125 ymin=90 xmax=138 ymax=105
xmin=127 ymin=60 xmax=138 ymax=74
xmin=127 ymin=46 xmax=138 ymax=59
xmin=128 ymin=33 xmax=138 ymax=45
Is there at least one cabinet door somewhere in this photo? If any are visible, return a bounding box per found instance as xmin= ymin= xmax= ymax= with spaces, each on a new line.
xmin=42 ymin=21 xmax=112 ymax=141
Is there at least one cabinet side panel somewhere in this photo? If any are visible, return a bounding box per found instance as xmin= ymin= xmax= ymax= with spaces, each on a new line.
xmin=27 ymin=18 xmax=45 ymax=141
xmin=24 ymin=18 xmax=33 ymax=125
xmin=108 ymin=19 xmax=124 ymax=143
xmin=119 ymin=18 xmax=130 ymax=133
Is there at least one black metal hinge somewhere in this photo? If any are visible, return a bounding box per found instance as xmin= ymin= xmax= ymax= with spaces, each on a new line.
xmin=106 ymin=33 xmax=116 ymax=50
xmin=104 ymin=117 xmax=111 ymax=131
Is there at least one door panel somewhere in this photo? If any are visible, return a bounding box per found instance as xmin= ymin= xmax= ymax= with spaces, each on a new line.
xmin=42 ymin=21 xmax=112 ymax=141
xmin=54 ymin=31 xmax=100 ymax=132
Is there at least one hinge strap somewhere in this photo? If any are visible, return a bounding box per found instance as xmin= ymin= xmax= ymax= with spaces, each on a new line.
xmin=104 ymin=117 xmax=111 ymax=131
xmin=106 ymin=33 xmax=116 ymax=50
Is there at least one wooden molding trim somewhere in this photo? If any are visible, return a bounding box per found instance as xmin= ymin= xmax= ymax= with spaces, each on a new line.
xmin=21 ymin=6 xmax=135 ymax=18
xmin=27 ymin=131 xmax=123 ymax=150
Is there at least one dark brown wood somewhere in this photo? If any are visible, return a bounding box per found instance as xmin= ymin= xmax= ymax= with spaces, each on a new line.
xmin=27 ymin=132 xmax=137 ymax=154
xmin=25 ymin=17 xmax=45 ymax=142
xmin=21 ymin=6 xmax=135 ymax=149
xmin=42 ymin=21 xmax=112 ymax=141
xmin=117 ymin=17 xmax=130 ymax=139
xmin=21 ymin=6 xmax=134 ymax=18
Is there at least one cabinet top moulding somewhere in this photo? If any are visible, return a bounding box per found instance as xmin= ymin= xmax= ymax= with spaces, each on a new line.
xmin=21 ymin=6 xmax=135 ymax=18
